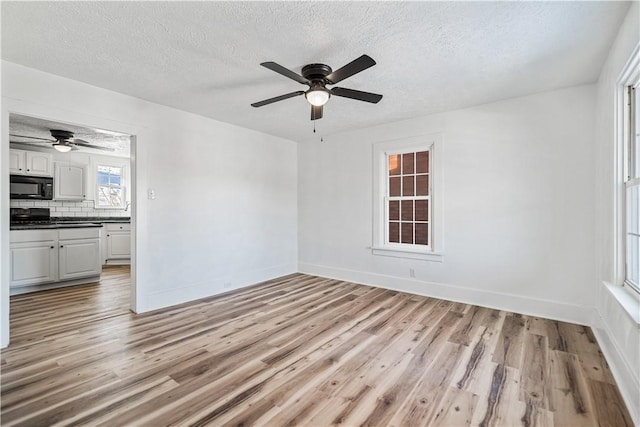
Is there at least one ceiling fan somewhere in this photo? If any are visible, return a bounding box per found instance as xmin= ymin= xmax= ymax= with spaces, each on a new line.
xmin=9 ymin=129 xmax=114 ymax=152
xmin=251 ymin=54 xmax=383 ymax=120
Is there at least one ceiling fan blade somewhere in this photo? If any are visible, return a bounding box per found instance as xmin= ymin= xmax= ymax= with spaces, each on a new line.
xmin=260 ymin=62 xmax=309 ymax=85
xmin=331 ymin=87 xmax=383 ymax=104
xmin=9 ymin=133 xmax=54 ymax=142
xmin=251 ymin=91 xmax=305 ymax=107
xmin=71 ymin=138 xmax=92 ymax=145
xmin=311 ymin=105 xmax=323 ymax=121
xmin=325 ymin=55 xmax=376 ymax=85
xmin=72 ymin=141 xmax=115 ymax=151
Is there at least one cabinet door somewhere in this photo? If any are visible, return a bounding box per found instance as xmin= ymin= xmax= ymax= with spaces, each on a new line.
xmin=26 ymin=152 xmax=53 ymax=176
xmin=55 ymin=164 xmax=86 ymax=200
xmin=59 ymin=238 xmax=102 ymax=280
xmin=10 ymin=241 xmax=58 ymax=287
xmin=107 ymin=232 xmax=131 ymax=259
xmin=9 ymin=150 xmax=25 ymax=174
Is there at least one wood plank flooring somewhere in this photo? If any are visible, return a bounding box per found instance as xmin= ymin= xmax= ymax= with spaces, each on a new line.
xmin=1 ymin=267 xmax=633 ymax=426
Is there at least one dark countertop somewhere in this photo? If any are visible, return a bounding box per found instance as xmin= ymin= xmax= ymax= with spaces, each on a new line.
xmin=11 ymin=223 xmax=104 ymax=230
xmin=10 ymin=217 xmax=130 ymax=230
xmin=54 ymin=217 xmax=130 ymax=223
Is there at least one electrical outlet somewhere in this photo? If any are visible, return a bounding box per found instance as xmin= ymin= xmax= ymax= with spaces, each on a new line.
xmin=409 ymin=268 xmax=415 ymax=278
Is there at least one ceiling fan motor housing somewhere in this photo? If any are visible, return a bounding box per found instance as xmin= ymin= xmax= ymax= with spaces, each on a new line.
xmin=50 ymin=129 xmax=74 ymax=141
xmin=301 ymin=64 xmax=332 ymax=83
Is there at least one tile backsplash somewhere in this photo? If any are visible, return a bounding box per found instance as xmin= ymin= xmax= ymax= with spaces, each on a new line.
xmin=10 ymin=200 xmax=129 ymax=217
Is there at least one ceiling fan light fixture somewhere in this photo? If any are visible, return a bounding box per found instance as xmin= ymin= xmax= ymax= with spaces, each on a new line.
xmin=53 ymin=143 xmax=72 ymax=153
xmin=305 ymin=87 xmax=330 ymax=106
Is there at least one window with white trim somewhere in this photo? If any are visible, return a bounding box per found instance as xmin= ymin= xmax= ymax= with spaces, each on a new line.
xmin=95 ymin=164 xmax=126 ymax=208
xmin=624 ymin=81 xmax=639 ymax=293
xmin=373 ymin=134 xmax=443 ymax=261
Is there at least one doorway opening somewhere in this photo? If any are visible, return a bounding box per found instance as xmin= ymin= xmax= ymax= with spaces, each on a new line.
xmin=6 ymin=113 xmax=136 ymax=338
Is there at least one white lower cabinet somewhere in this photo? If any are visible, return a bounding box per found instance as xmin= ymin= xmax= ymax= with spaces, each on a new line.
xmin=104 ymin=223 xmax=131 ymax=263
xmin=59 ymin=238 xmax=101 ymax=281
xmin=10 ymin=228 xmax=102 ymax=291
xmin=10 ymin=237 xmax=58 ymax=287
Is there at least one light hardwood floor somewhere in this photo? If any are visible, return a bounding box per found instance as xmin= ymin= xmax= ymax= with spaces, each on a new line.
xmin=1 ymin=267 xmax=633 ymax=426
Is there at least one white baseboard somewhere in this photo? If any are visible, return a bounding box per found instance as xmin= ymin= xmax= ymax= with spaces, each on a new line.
xmin=591 ymin=312 xmax=640 ymax=426
xmin=298 ymin=263 xmax=595 ymax=326
xmin=141 ymin=263 xmax=297 ymax=313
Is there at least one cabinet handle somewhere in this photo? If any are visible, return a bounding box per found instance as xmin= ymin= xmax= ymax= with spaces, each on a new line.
xmin=27 ymin=169 xmax=30 ymax=172
xmin=50 ymin=246 xmax=54 ymax=249
xmin=60 ymin=245 xmax=64 ymax=248
xmin=107 ymin=234 xmax=110 ymax=237
xmin=18 ymin=168 xmax=22 ymax=171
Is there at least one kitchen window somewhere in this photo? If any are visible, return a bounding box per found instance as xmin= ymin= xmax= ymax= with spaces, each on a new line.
xmin=372 ymin=134 xmax=443 ymax=261
xmin=96 ymin=164 xmax=126 ymax=208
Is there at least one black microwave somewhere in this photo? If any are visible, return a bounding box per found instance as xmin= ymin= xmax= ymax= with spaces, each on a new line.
xmin=10 ymin=175 xmax=54 ymax=200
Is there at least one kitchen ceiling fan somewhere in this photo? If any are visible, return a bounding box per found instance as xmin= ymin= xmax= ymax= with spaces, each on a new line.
xmin=10 ymin=129 xmax=114 ymax=152
xmin=251 ymin=54 xmax=383 ymax=120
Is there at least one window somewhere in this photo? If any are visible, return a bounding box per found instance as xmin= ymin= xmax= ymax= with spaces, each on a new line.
xmin=96 ymin=164 xmax=126 ymax=208
xmin=387 ymin=150 xmax=431 ymax=246
xmin=624 ymin=82 xmax=640 ymax=293
xmin=373 ymin=134 xmax=442 ymax=261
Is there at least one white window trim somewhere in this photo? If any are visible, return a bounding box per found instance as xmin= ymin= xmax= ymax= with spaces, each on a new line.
xmin=372 ymin=134 xmax=443 ymax=262
xmin=94 ymin=160 xmax=129 ymax=210
xmin=615 ymin=42 xmax=640 ymax=302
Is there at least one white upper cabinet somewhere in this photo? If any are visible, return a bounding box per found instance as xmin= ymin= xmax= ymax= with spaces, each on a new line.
xmin=26 ymin=151 xmax=53 ymax=176
xmin=10 ymin=149 xmax=53 ymax=177
xmin=9 ymin=150 xmax=25 ymax=174
xmin=55 ymin=163 xmax=86 ymax=200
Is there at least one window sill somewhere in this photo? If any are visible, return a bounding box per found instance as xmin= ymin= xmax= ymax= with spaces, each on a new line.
xmin=372 ymin=246 xmax=443 ymax=262
xmin=603 ymin=282 xmax=640 ymax=326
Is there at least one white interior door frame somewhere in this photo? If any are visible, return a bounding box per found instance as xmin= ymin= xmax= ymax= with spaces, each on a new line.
xmin=1 ymin=98 xmax=147 ymax=348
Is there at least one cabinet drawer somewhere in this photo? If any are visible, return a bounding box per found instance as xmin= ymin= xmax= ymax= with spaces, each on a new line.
xmin=59 ymin=227 xmax=101 ymax=240
xmin=105 ymin=223 xmax=131 ymax=232
xmin=11 ymin=229 xmax=58 ymax=243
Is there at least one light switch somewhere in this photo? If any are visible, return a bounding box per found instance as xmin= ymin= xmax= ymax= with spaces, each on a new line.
xmin=148 ymin=189 xmax=156 ymax=200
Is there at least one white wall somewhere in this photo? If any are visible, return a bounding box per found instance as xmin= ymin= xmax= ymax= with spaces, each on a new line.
xmin=299 ymin=84 xmax=597 ymax=324
xmin=592 ymin=2 xmax=640 ymax=424
xmin=1 ymin=61 xmax=298 ymax=347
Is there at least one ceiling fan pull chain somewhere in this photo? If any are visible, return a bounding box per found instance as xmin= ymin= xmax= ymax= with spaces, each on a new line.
xmin=313 ymin=121 xmax=316 ymax=133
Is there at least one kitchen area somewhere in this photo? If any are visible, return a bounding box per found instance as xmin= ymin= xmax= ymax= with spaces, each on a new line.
xmin=8 ymin=113 xmax=132 ymax=295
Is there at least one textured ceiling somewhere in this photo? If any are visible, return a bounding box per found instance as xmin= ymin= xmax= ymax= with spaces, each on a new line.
xmin=1 ymin=1 xmax=631 ymax=142
xmin=9 ymin=114 xmax=131 ymax=157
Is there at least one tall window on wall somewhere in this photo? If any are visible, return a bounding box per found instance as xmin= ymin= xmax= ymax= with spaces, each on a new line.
xmin=96 ymin=164 xmax=126 ymax=208
xmin=624 ymin=82 xmax=639 ymax=293
xmin=387 ymin=150 xmax=431 ymax=246
xmin=373 ymin=134 xmax=443 ymax=261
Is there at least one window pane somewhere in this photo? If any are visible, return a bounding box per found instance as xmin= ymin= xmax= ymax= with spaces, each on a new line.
xmin=633 ymin=85 xmax=639 ymax=179
xmin=401 ymin=200 xmax=413 ymax=221
xmin=415 ymin=223 xmax=429 ymax=245
xmin=389 ymin=200 xmax=399 ymax=221
xmin=627 ymin=235 xmax=639 ymax=289
xmin=389 ymin=177 xmax=401 ymax=197
xmin=416 ymin=151 xmax=429 ymax=174
xmin=389 ymin=222 xmax=400 ymax=243
xmin=389 ymin=154 xmax=401 ymax=176
xmin=402 ymin=176 xmax=414 ymax=196
xmin=416 ymin=175 xmax=429 ymax=196
xmin=401 ymin=222 xmax=413 ymax=244
xmin=415 ymin=200 xmax=429 ymax=221
xmin=402 ymin=153 xmax=414 ymax=174
xmin=628 ymin=184 xmax=639 ymax=235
